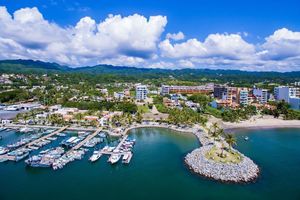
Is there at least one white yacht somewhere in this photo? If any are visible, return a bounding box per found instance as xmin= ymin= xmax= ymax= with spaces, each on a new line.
xmin=122 ymin=152 xmax=133 ymax=164
xmin=89 ymin=151 xmax=102 ymax=162
xmin=19 ymin=127 xmax=33 ymax=133
xmin=0 ymin=147 xmax=9 ymax=155
xmin=108 ymin=154 xmax=121 ymax=164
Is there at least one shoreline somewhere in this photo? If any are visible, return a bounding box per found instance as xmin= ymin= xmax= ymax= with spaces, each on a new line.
xmin=123 ymin=123 xmax=260 ymax=183
xmin=221 ymin=115 xmax=300 ymax=131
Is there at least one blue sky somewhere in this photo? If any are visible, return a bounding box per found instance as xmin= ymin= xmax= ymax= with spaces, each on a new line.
xmin=0 ymin=0 xmax=299 ymax=71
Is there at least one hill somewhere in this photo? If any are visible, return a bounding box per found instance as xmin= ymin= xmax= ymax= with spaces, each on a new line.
xmin=0 ymin=59 xmax=299 ymax=84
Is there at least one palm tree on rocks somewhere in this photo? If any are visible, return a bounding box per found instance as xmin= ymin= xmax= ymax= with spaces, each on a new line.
xmin=225 ymin=134 xmax=237 ymax=152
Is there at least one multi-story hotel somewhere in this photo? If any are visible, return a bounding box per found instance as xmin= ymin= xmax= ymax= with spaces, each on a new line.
xmin=136 ymin=85 xmax=148 ymax=101
xmin=238 ymin=89 xmax=249 ymax=106
xmin=161 ymin=84 xmax=214 ymax=95
xmin=274 ymin=86 xmax=300 ymax=103
xmin=253 ymin=88 xmax=268 ymax=104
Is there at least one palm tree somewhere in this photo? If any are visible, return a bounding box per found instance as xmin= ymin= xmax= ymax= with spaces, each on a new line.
xmin=225 ymin=134 xmax=237 ymax=151
xmin=211 ymin=122 xmax=219 ymax=133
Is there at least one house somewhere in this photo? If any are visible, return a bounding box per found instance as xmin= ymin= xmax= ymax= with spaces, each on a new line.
xmin=1 ymin=119 xmax=12 ymax=124
xmin=84 ymin=116 xmax=99 ymax=121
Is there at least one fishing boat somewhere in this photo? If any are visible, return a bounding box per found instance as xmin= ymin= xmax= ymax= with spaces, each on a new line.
xmin=244 ymin=136 xmax=249 ymax=141
xmin=89 ymin=151 xmax=102 ymax=162
xmin=108 ymin=154 xmax=121 ymax=164
xmin=122 ymin=152 xmax=133 ymax=164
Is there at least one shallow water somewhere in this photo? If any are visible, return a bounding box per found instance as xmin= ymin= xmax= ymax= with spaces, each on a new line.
xmin=0 ymin=127 xmax=300 ymax=200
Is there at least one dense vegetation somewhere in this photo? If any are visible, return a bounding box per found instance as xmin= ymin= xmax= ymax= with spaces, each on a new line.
xmin=62 ymin=101 xmax=138 ymax=114
xmin=0 ymin=89 xmax=31 ymax=103
xmin=1 ymin=59 xmax=300 ymax=86
xmin=262 ymin=101 xmax=300 ymax=120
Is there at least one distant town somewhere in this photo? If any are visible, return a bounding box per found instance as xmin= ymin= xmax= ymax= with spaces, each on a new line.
xmin=0 ymin=72 xmax=299 ymax=128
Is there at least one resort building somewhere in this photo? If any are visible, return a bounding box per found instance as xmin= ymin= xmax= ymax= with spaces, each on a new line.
xmin=136 ymin=85 xmax=148 ymax=101
xmin=253 ymin=88 xmax=268 ymax=104
xmin=274 ymin=86 xmax=300 ymax=103
xmin=222 ymin=87 xmax=237 ymax=103
xmin=289 ymin=97 xmax=300 ymax=110
xmin=161 ymin=84 xmax=214 ymax=95
xmin=274 ymin=86 xmax=290 ymax=102
xmin=213 ymin=85 xmax=227 ymax=99
xmin=238 ymin=89 xmax=249 ymax=106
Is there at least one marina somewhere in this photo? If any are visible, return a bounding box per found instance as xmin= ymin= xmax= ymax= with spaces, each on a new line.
xmin=1 ymin=127 xmax=300 ymax=200
xmin=0 ymin=126 xmax=135 ymax=170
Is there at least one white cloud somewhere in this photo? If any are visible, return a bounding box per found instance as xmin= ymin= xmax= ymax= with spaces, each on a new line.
xmin=260 ymin=28 xmax=300 ymax=60
xmin=0 ymin=6 xmax=300 ymax=71
xmin=0 ymin=6 xmax=167 ymax=66
xmin=159 ymin=33 xmax=255 ymax=59
xmin=166 ymin=32 xmax=185 ymax=41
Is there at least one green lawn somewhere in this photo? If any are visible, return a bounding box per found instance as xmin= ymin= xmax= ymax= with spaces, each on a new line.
xmin=138 ymin=105 xmax=150 ymax=113
xmin=205 ymin=146 xmax=242 ymax=164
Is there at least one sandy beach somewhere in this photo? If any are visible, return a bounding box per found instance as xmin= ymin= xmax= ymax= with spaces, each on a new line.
xmin=222 ymin=115 xmax=300 ymax=130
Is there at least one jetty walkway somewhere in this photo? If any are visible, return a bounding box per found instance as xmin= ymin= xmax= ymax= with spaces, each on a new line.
xmin=0 ymin=126 xmax=68 ymax=161
xmin=71 ymin=128 xmax=102 ymax=151
xmin=100 ymin=135 xmax=129 ymax=155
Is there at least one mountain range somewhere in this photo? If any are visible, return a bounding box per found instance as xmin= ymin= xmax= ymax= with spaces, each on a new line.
xmin=0 ymin=59 xmax=299 ymax=84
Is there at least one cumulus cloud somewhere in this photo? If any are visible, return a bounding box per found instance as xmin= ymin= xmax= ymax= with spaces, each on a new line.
xmin=159 ymin=33 xmax=255 ymax=59
xmin=166 ymin=32 xmax=185 ymax=41
xmin=0 ymin=6 xmax=300 ymax=71
xmin=0 ymin=6 xmax=167 ymax=66
xmin=259 ymin=28 xmax=300 ymax=60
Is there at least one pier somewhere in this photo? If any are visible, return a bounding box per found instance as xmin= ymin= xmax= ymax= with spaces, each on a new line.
xmin=0 ymin=126 xmax=68 ymax=161
xmin=25 ymin=126 xmax=68 ymax=148
xmin=71 ymin=128 xmax=102 ymax=151
xmin=100 ymin=135 xmax=129 ymax=155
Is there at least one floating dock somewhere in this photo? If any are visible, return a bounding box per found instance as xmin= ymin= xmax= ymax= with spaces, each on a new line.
xmin=0 ymin=126 xmax=68 ymax=161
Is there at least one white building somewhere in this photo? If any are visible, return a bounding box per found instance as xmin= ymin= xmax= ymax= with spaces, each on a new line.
xmin=289 ymin=97 xmax=300 ymax=110
xmin=239 ymin=89 xmax=249 ymax=106
xmin=289 ymin=87 xmax=300 ymax=98
xmin=136 ymin=85 xmax=148 ymax=101
xmin=114 ymin=92 xmax=124 ymax=100
xmin=161 ymin=85 xmax=170 ymax=95
xmin=274 ymin=86 xmax=300 ymax=103
xmin=253 ymin=88 xmax=268 ymax=104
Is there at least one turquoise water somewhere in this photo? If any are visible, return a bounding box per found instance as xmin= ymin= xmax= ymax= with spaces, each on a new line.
xmin=0 ymin=127 xmax=300 ymax=200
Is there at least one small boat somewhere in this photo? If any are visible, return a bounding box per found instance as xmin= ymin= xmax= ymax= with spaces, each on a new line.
xmin=0 ymin=147 xmax=9 ymax=155
xmin=244 ymin=136 xmax=249 ymax=141
xmin=108 ymin=154 xmax=121 ymax=164
xmin=122 ymin=152 xmax=133 ymax=164
xmin=19 ymin=127 xmax=33 ymax=133
xmin=0 ymin=157 xmax=8 ymax=163
xmin=89 ymin=151 xmax=102 ymax=162
xmin=15 ymin=152 xmax=29 ymax=162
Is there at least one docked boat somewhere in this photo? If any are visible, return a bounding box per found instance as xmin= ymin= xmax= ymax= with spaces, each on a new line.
xmin=15 ymin=152 xmax=29 ymax=162
xmin=89 ymin=151 xmax=102 ymax=162
xmin=19 ymin=127 xmax=33 ymax=133
xmin=57 ymin=133 xmax=66 ymax=137
xmin=0 ymin=157 xmax=8 ymax=163
xmin=122 ymin=152 xmax=133 ymax=164
xmin=0 ymin=146 xmax=9 ymax=155
xmin=25 ymin=147 xmax=65 ymax=167
xmin=108 ymin=154 xmax=121 ymax=164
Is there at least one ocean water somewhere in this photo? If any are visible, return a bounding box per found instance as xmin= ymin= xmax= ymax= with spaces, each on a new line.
xmin=0 ymin=127 xmax=300 ymax=200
